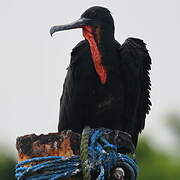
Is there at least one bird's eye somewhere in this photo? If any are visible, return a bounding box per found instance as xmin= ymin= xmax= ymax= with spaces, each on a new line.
xmin=89 ymin=10 xmax=96 ymax=18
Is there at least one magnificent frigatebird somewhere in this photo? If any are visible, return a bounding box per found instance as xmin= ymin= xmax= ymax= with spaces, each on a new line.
xmin=50 ymin=6 xmax=151 ymax=146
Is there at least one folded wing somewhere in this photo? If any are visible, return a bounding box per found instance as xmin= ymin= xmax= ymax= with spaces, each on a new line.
xmin=119 ymin=38 xmax=151 ymax=145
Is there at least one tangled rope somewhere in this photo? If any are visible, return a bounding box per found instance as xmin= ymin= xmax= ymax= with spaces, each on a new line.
xmin=15 ymin=128 xmax=138 ymax=180
xmin=80 ymin=127 xmax=138 ymax=180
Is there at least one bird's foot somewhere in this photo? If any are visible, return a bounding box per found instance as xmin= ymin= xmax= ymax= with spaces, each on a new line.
xmin=104 ymin=130 xmax=135 ymax=154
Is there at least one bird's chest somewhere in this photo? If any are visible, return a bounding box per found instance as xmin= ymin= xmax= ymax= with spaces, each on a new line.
xmin=73 ymin=48 xmax=120 ymax=85
xmin=73 ymin=59 xmax=124 ymax=105
xmin=70 ymin=46 xmax=123 ymax=105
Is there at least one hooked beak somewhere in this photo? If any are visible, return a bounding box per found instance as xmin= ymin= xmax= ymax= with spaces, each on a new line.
xmin=50 ymin=17 xmax=96 ymax=36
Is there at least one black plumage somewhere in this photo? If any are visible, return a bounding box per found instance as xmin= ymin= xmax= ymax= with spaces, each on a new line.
xmin=50 ymin=6 xmax=151 ymax=146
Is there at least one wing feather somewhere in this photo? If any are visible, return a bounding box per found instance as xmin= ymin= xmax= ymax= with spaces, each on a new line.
xmin=119 ymin=38 xmax=151 ymax=143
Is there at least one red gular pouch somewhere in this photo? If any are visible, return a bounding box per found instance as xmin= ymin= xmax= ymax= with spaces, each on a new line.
xmin=82 ymin=26 xmax=107 ymax=84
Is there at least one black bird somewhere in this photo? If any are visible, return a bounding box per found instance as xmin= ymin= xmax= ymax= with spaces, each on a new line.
xmin=50 ymin=6 xmax=151 ymax=147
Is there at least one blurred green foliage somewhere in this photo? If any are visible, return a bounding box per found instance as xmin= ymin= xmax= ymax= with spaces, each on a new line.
xmin=0 ymin=150 xmax=16 ymax=180
xmin=136 ymin=139 xmax=180 ymax=180
xmin=0 ymin=113 xmax=180 ymax=180
xmin=136 ymin=113 xmax=180 ymax=180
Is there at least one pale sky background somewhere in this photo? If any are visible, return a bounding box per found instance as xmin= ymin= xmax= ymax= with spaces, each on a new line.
xmin=0 ymin=0 xmax=180 ymax=155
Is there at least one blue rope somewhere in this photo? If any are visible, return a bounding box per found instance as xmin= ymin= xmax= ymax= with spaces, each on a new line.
xmin=87 ymin=128 xmax=138 ymax=180
xmin=15 ymin=128 xmax=138 ymax=180
xmin=15 ymin=156 xmax=81 ymax=180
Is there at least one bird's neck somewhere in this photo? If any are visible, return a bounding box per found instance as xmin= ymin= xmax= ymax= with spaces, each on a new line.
xmin=83 ymin=26 xmax=107 ymax=84
xmin=83 ymin=26 xmax=114 ymax=84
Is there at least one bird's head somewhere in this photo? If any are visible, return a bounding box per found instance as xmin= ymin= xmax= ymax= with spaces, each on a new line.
xmin=50 ymin=6 xmax=114 ymax=39
xmin=50 ymin=6 xmax=115 ymax=84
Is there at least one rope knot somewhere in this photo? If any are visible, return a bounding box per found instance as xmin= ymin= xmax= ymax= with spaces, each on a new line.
xmin=80 ymin=127 xmax=138 ymax=180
